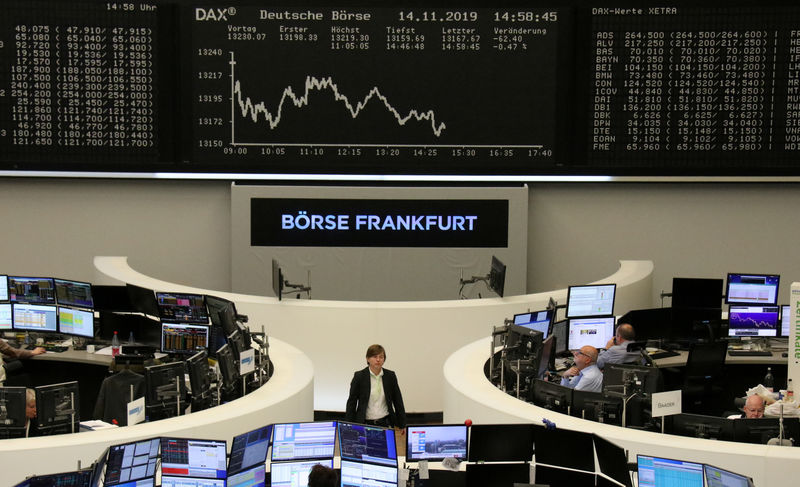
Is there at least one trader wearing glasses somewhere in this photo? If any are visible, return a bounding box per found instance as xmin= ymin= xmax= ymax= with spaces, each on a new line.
xmin=560 ymin=345 xmax=603 ymax=393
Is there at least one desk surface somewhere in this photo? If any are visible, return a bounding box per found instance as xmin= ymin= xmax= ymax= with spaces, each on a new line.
xmin=31 ymin=347 xmax=114 ymax=366
xmin=653 ymin=349 xmax=787 ymax=367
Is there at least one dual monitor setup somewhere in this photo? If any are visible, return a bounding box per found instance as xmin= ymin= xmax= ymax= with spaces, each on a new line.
xmin=0 ymin=381 xmax=81 ymax=439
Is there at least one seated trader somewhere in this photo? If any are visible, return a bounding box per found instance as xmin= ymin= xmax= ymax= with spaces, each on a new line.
xmin=560 ymin=345 xmax=603 ymax=393
xmin=729 ymin=395 xmax=765 ymax=419
xmin=0 ymin=338 xmax=45 ymax=384
xmin=597 ymin=323 xmax=640 ymax=369
xmin=26 ymin=388 xmax=39 ymax=437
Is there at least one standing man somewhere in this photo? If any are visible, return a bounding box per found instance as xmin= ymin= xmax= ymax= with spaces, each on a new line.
xmin=597 ymin=323 xmax=640 ymax=369
xmin=346 ymin=344 xmax=406 ymax=429
xmin=560 ymin=345 xmax=603 ymax=393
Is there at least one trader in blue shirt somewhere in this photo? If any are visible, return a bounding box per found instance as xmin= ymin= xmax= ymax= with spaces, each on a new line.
xmin=560 ymin=345 xmax=603 ymax=393
xmin=597 ymin=323 xmax=641 ymax=370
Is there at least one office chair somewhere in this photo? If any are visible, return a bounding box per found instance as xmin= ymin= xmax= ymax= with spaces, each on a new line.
xmin=681 ymin=340 xmax=728 ymax=415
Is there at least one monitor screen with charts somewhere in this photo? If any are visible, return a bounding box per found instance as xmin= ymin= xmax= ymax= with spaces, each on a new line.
xmin=109 ymin=480 xmax=155 ymax=487
xmin=226 ymin=464 xmax=266 ymax=487
xmin=566 ymin=284 xmax=616 ymax=318
xmin=340 ymin=460 xmax=397 ymax=487
xmin=8 ymin=276 xmax=55 ymax=304
xmin=271 ymin=421 xmax=337 ymax=462
xmin=726 ymin=273 xmax=780 ymax=306
xmin=228 ymin=425 xmax=272 ymax=475
xmin=103 ymin=438 xmax=159 ymax=486
xmin=406 ymin=424 xmax=468 ymax=461
xmin=727 ymin=306 xmax=779 ymax=338
xmin=156 ymin=292 xmax=209 ymax=324
xmin=567 ymin=317 xmax=615 ymax=350
xmin=0 ymin=303 xmax=11 ymax=331
xmin=161 ymin=322 xmax=210 ymax=354
xmin=338 ymin=421 xmax=397 ymax=466
xmin=54 ymin=278 xmax=94 ymax=309
xmin=161 ymin=477 xmax=224 ymax=487
xmin=0 ymin=275 xmax=7 ymax=301
xmin=160 ymin=437 xmax=227 ymax=480
xmin=13 ymin=303 xmax=57 ymax=332
xmin=513 ymin=309 xmax=553 ymax=338
xmin=781 ymin=305 xmax=791 ymax=337
xmin=270 ymin=459 xmax=333 ymax=487
xmin=703 ymin=464 xmax=753 ymax=487
xmin=58 ymin=306 xmax=95 ymax=338
xmin=637 ymin=455 xmax=703 ymax=487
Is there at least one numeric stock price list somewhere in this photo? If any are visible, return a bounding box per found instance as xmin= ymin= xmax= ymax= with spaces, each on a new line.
xmin=586 ymin=6 xmax=800 ymax=172
xmin=189 ymin=5 xmax=565 ymax=174
xmin=0 ymin=1 xmax=175 ymax=169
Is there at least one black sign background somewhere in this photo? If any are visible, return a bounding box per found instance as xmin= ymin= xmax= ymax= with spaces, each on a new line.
xmin=251 ymin=198 xmax=509 ymax=247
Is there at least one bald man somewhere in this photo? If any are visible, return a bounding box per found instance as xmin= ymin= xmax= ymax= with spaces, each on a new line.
xmin=597 ymin=323 xmax=641 ymax=370
xmin=560 ymin=345 xmax=603 ymax=393
xmin=742 ymin=395 xmax=765 ymax=419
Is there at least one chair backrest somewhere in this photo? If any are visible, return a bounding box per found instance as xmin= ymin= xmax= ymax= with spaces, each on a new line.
xmin=684 ymin=340 xmax=728 ymax=379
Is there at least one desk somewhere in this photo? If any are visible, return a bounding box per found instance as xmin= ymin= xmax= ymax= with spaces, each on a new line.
xmin=443 ymin=338 xmax=800 ymax=487
xmin=653 ymin=350 xmax=787 ymax=368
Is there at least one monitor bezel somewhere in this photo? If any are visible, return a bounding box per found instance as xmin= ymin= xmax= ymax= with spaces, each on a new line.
xmin=57 ymin=305 xmax=95 ymax=338
xmin=12 ymin=302 xmax=58 ymax=332
xmin=567 ymin=316 xmax=616 ymax=350
xmin=156 ymin=291 xmax=210 ymax=325
xmin=0 ymin=274 xmax=8 ymax=302
xmin=53 ymin=277 xmax=94 ymax=309
xmin=512 ymin=308 xmax=554 ymax=338
xmin=270 ymin=421 xmax=338 ymax=462
xmin=727 ymin=305 xmax=780 ymax=338
xmin=566 ymin=283 xmax=617 ymax=319
xmin=159 ymin=436 xmax=228 ymax=480
xmin=703 ymin=464 xmax=753 ymax=487
xmin=404 ymin=423 xmax=469 ymax=462
xmin=8 ymin=276 xmax=56 ymax=305
xmin=227 ymin=425 xmax=273 ymax=476
xmin=725 ymin=273 xmax=780 ymax=306
xmin=780 ymin=304 xmax=791 ymax=338
xmin=160 ymin=322 xmax=210 ymax=355
xmin=337 ymin=421 xmax=398 ymax=467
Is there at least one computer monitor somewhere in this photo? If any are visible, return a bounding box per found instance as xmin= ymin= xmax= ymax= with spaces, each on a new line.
xmin=58 ymin=306 xmax=95 ymax=338
xmin=12 ymin=303 xmax=57 ymax=332
xmin=35 ymin=381 xmax=80 ymax=435
xmin=567 ymin=316 xmax=615 ymax=350
xmin=186 ymin=350 xmax=212 ymax=411
xmin=530 ymin=378 xmax=572 ymax=414
xmin=144 ymin=362 xmax=186 ymax=420
xmin=533 ymin=426 xmax=595 ymax=472
xmin=602 ymin=364 xmax=663 ymax=395
xmin=93 ymin=285 xmax=135 ymax=312
xmin=566 ymin=283 xmax=616 ymax=318
xmin=98 ymin=313 xmax=161 ymax=347
xmin=666 ymin=413 xmax=734 ymax=441
xmin=272 ymin=259 xmax=283 ymax=300
xmin=8 ymin=276 xmax=55 ymax=304
xmin=405 ymin=424 xmax=468 ymax=462
xmin=271 ymin=421 xmax=337 ymax=462
xmin=106 ymin=480 xmax=154 ymax=487
xmin=103 ymin=438 xmax=159 ymax=486
xmin=227 ymin=328 xmax=248 ymax=362
xmin=228 ymin=425 xmax=273 ymax=476
xmin=781 ymin=304 xmax=791 ymax=337
xmin=0 ymin=387 xmax=27 ymax=439
xmin=226 ymin=464 xmax=266 ymax=487
xmin=505 ymin=325 xmax=544 ymax=363
xmin=54 ymin=278 xmax=94 ymax=309
xmin=465 ymin=463 xmax=530 ymax=487
xmin=23 ymin=470 xmax=93 ymax=487
xmin=156 ymin=292 xmax=209 ymax=324
xmin=160 ymin=322 xmax=210 ymax=355
xmin=513 ymin=309 xmax=553 ymax=338
xmin=636 ymin=455 xmax=703 ymax=487
xmin=216 ymin=343 xmax=241 ymax=400
xmin=571 ymin=390 xmax=624 ymax=425
xmin=727 ymin=305 xmax=780 ymax=338
xmin=0 ymin=303 xmax=12 ymax=331
xmin=726 ymin=273 xmax=780 ymax=306
xmin=731 ymin=417 xmax=800 ymax=444
xmin=467 ymin=423 xmax=536 ymax=462
xmin=672 ymin=277 xmax=723 ymax=309
xmin=206 ymin=295 xmax=239 ymax=337
xmin=593 ymin=434 xmax=633 ymax=487
xmin=538 ymin=334 xmax=556 ymax=379
xmin=552 ymin=319 xmax=568 ymax=354
xmin=125 ymin=284 xmax=159 ymax=317
xmin=271 ymin=459 xmax=334 ymax=487
xmin=340 ymin=460 xmax=396 ymax=487
xmin=489 ymin=255 xmax=506 ymax=297
xmin=0 ymin=275 xmax=8 ymax=301
xmin=338 ymin=421 xmax=397 ymax=467
xmin=161 ymin=477 xmax=223 ymax=487
xmin=703 ymin=464 xmax=754 ymax=487
xmin=160 ymin=437 xmax=227 ymax=479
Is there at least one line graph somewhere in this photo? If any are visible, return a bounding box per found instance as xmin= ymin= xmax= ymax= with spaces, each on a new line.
xmin=231 ymin=52 xmax=447 ymax=141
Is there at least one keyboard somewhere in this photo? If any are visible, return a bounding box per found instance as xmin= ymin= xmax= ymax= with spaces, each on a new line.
xmin=728 ymin=350 xmax=773 ymax=357
xmin=25 ymin=344 xmax=68 ymax=353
